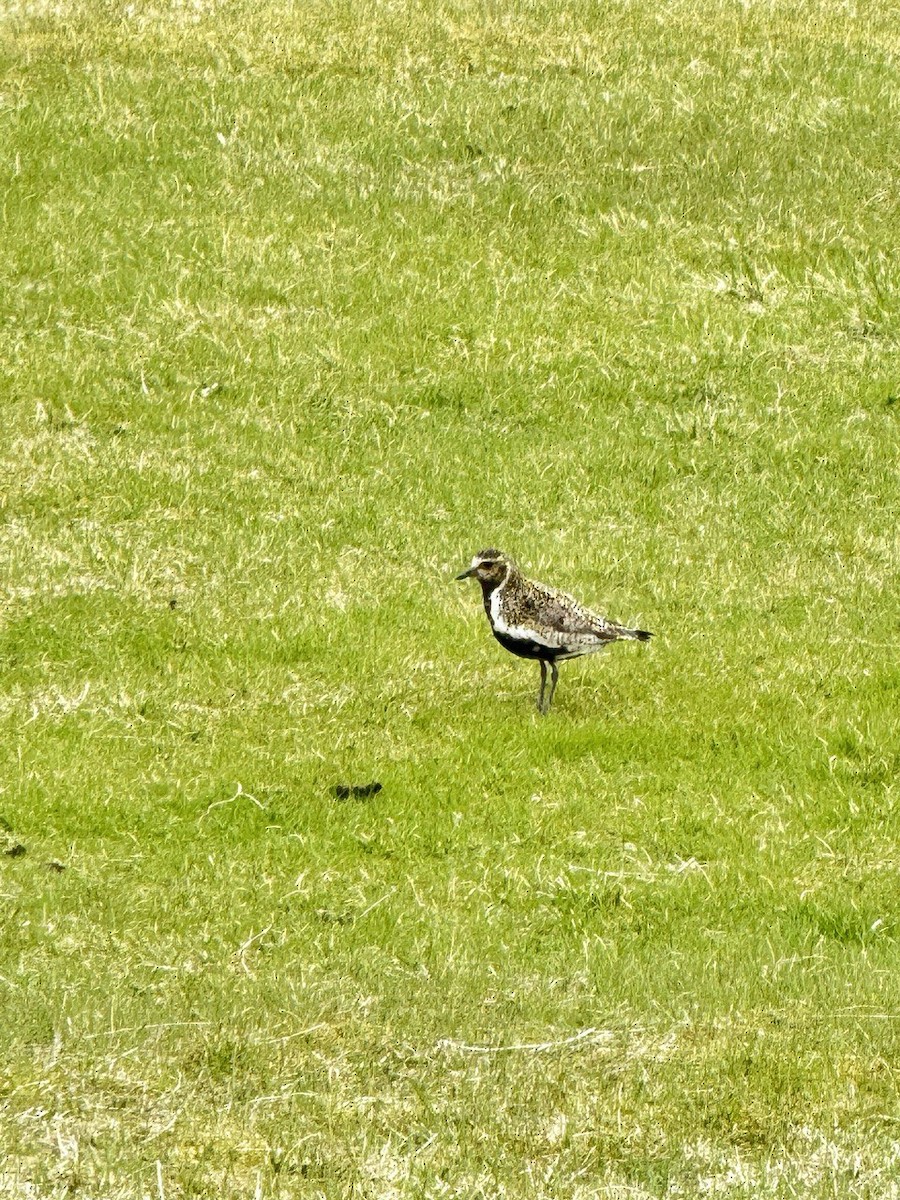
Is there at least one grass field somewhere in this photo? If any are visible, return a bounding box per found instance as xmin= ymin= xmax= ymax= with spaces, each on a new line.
xmin=1 ymin=0 xmax=899 ymax=1195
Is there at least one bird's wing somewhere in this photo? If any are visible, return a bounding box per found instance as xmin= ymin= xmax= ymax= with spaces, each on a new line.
xmin=525 ymin=582 xmax=622 ymax=643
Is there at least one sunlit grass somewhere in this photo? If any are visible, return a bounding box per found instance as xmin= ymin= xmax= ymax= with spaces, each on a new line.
xmin=0 ymin=0 xmax=898 ymax=1195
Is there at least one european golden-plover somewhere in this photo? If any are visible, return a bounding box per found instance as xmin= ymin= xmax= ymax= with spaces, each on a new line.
xmin=456 ymin=549 xmax=652 ymax=714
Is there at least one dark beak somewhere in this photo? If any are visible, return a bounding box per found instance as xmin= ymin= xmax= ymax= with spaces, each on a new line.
xmin=455 ymin=566 xmax=476 ymax=580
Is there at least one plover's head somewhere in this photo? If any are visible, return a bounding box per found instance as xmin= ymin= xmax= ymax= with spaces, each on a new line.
xmin=455 ymin=548 xmax=512 ymax=587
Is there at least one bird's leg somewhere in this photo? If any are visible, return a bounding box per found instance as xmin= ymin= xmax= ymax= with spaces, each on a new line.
xmin=537 ymin=660 xmax=548 ymax=713
xmin=545 ymin=661 xmax=559 ymax=713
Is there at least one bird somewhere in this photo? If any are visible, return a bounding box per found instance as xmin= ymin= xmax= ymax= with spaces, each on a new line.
xmin=456 ymin=549 xmax=652 ymax=714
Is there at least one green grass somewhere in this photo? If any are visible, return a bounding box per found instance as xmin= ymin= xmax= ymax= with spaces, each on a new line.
xmin=1 ymin=0 xmax=899 ymax=1194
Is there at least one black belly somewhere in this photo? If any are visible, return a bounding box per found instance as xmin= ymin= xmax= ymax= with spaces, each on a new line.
xmin=492 ymin=629 xmax=569 ymax=661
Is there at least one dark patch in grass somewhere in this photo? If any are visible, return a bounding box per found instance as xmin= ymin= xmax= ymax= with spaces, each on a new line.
xmin=332 ymin=781 xmax=382 ymax=800
xmin=3 ymin=842 xmax=26 ymax=858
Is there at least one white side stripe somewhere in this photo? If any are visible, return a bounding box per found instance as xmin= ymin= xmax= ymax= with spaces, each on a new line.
xmin=490 ymin=586 xmax=566 ymax=650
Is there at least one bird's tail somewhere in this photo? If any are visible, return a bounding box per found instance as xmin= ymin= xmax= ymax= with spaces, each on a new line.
xmin=624 ymin=627 xmax=653 ymax=641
